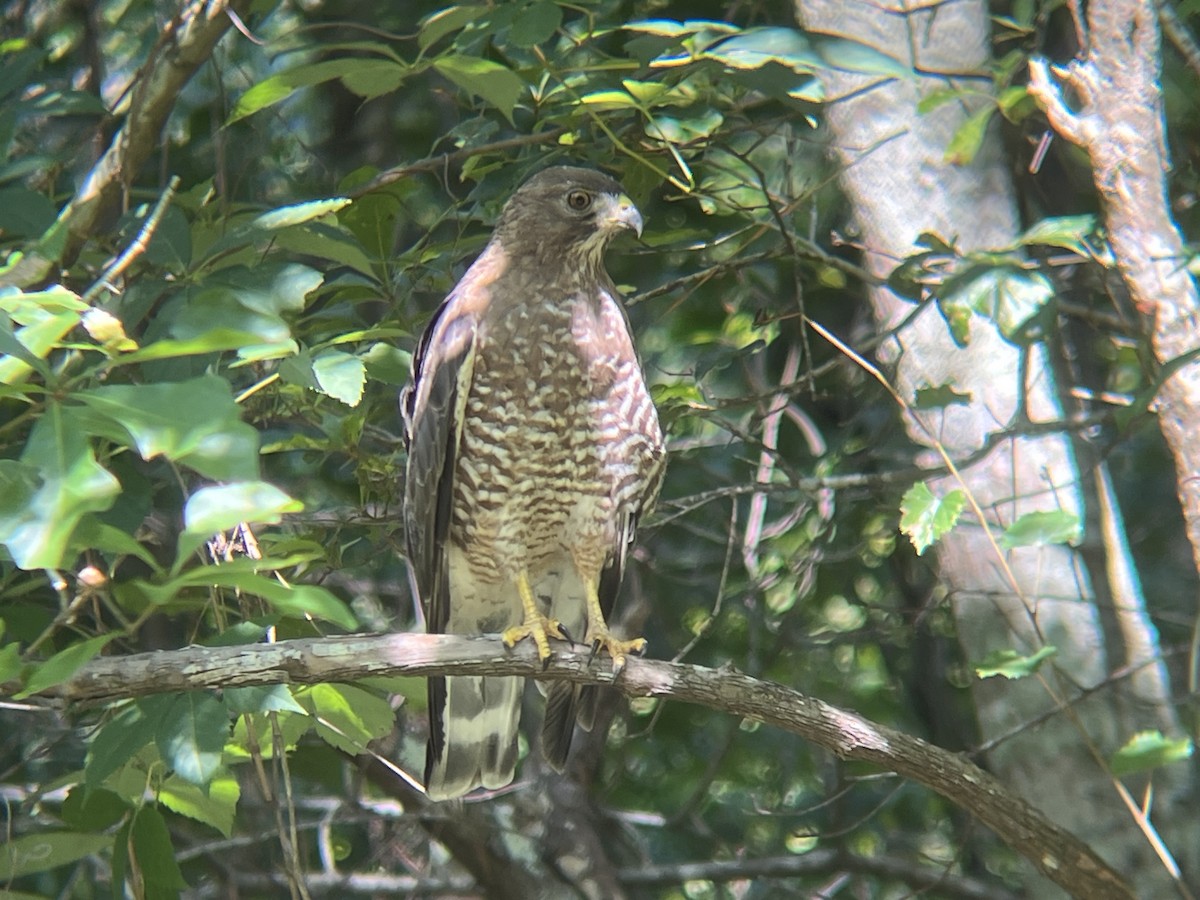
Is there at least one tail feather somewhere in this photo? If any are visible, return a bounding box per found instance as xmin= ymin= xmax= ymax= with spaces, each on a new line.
xmin=425 ymin=675 xmax=521 ymax=800
xmin=541 ymin=682 xmax=578 ymax=772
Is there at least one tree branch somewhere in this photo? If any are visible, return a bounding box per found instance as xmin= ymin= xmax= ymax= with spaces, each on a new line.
xmin=0 ymin=0 xmax=255 ymax=289
xmin=52 ymin=633 xmax=1133 ymax=899
xmin=1029 ymin=2 xmax=1200 ymax=589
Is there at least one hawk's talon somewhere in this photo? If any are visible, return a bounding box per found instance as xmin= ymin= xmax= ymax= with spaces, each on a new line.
xmin=502 ymin=614 xmax=569 ymax=663
xmin=588 ymin=632 xmax=647 ymax=675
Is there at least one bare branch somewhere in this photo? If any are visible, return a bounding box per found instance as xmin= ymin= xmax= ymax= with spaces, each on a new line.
xmin=51 ymin=634 xmax=1133 ymax=899
xmin=0 ymin=0 xmax=255 ymax=289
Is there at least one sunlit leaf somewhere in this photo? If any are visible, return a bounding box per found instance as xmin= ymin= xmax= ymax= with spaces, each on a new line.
xmin=313 ymin=349 xmax=366 ymax=407
xmin=975 ymin=645 xmax=1057 ymax=679
xmin=340 ymin=59 xmax=409 ymax=99
xmin=434 ymin=55 xmax=525 ymax=124
xmin=250 ymin=198 xmax=351 ymax=231
xmin=944 ymin=103 xmax=995 ymax=166
xmin=812 ymin=35 xmax=911 ymax=77
xmin=160 ymin=772 xmax=241 ymax=837
xmin=0 ymin=285 xmax=84 ymax=384
xmin=179 ymin=482 xmax=302 ymax=562
xmin=301 ymin=683 xmax=395 ymax=754
xmin=0 ymin=404 xmax=119 ymax=569
xmin=624 ymin=19 xmax=740 ymax=38
xmin=899 ymin=483 xmax=965 ymax=555
xmin=1111 ymin=731 xmax=1194 ymax=776
xmin=998 ymin=510 xmax=1082 ymax=549
xmin=1017 ymin=215 xmax=1098 ymax=256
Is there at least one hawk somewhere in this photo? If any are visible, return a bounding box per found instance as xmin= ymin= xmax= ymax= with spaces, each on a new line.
xmin=401 ymin=166 xmax=666 ymax=800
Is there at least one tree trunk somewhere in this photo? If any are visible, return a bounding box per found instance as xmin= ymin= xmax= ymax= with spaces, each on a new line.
xmin=792 ymin=0 xmax=1188 ymax=893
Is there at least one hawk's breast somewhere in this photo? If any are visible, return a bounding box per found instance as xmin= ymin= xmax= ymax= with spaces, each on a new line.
xmin=450 ymin=290 xmax=661 ymax=580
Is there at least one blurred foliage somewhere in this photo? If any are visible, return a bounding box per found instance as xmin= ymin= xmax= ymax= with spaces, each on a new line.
xmin=0 ymin=0 xmax=1196 ymax=897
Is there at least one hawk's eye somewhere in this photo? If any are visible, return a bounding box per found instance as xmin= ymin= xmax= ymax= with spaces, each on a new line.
xmin=566 ymin=190 xmax=593 ymax=211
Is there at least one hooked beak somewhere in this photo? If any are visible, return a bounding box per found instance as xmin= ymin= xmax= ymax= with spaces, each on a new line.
xmin=602 ymin=193 xmax=644 ymax=238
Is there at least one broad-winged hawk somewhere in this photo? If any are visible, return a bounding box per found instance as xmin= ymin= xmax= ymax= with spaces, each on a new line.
xmin=402 ymin=166 xmax=665 ymax=800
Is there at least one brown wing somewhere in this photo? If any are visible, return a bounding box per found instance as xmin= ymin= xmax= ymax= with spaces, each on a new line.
xmin=401 ymin=295 xmax=477 ymax=771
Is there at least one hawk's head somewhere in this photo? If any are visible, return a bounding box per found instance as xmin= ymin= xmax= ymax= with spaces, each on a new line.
xmin=494 ymin=166 xmax=642 ymax=267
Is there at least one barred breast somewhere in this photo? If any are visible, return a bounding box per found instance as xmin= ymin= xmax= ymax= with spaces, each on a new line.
xmin=450 ymin=288 xmax=663 ymax=583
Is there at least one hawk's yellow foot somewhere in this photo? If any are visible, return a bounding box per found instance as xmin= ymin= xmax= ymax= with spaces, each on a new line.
xmin=584 ymin=576 xmax=645 ymax=673
xmin=503 ymin=570 xmax=569 ymax=664
xmin=588 ymin=627 xmax=646 ymax=675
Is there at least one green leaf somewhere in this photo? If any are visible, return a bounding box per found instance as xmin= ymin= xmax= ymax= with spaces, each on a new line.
xmin=812 ymin=35 xmax=912 ymax=78
xmin=249 ymin=198 xmax=351 ymax=231
xmin=1017 ymin=214 xmax=1098 ymax=256
xmin=510 ymin=1 xmax=562 ymax=47
xmin=0 ymin=639 xmax=22 ymax=683
xmin=125 ymin=564 xmax=357 ymax=629
xmin=912 ymin=383 xmax=973 ymax=409
xmin=0 ymin=287 xmax=82 ymax=384
xmin=434 ymin=56 xmax=525 ymax=124
xmin=130 ymin=805 xmax=188 ymax=892
xmin=1111 ymin=731 xmax=1194 ymax=776
xmin=0 ymin=403 xmax=120 ymax=569
xmin=580 ymin=89 xmax=640 ymax=109
xmin=361 ymin=342 xmax=410 ymax=385
xmin=899 ymin=483 xmax=965 ymax=555
xmin=312 ymin=349 xmax=366 ymax=407
xmin=61 ymin=786 xmax=129 ymax=831
xmin=0 ymin=832 xmax=111 ymax=879
xmin=270 ymin=220 xmax=378 ymax=277
xmin=938 ymin=265 xmax=1053 ymax=342
xmin=645 ymin=110 xmax=724 ymax=144
xmin=301 ymin=683 xmax=395 ymax=754
xmin=975 ymin=645 xmax=1057 ymax=679
xmin=160 ymin=771 xmax=241 ymax=837
xmin=76 ymin=375 xmax=260 ymax=481
xmin=704 ymin=27 xmax=818 ymax=72
xmin=180 ymin=482 xmax=301 ymax=555
xmin=998 ymin=510 xmax=1082 ymax=549
xmin=339 ymin=59 xmax=409 ymax=99
xmin=147 ymin=692 xmax=229 ymax=787
xmin=86 ymin=704 xmax=156 ymax=788
xmin=0 ymin=187 xmax=56 ymax=238
xmin=225 ymin=684 xmax=307 ymax=716
xmin=943 ymin=103 xmax=996 ymax=166
xmin=103 ymin=329 xmax=269 ymax=366
xmin=625 ymin=19 xmax=740 ymax=38
xmin=229 ymin=60 xmax=378 ymax=123
xmin=17 ymin=633 xmax=118 ymax=698
xmin=418 ymin=4 xmax=488 ymax=51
